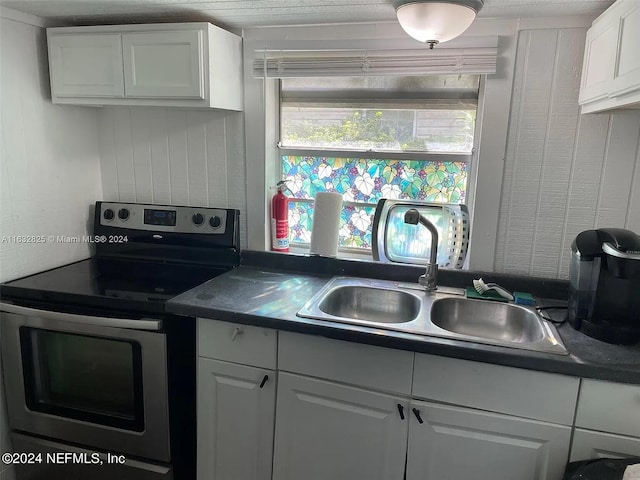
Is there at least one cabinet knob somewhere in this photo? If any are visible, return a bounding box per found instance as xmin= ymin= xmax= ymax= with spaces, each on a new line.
xmin=259 ymin=375 xmax=269 ymax=389
xmin=231 ymin=327 xmax=243 ymax=342
xmin=397 ymin=404 xmax=405 ymax=420
xmin=412 ymin=408 xmax=424 ymax=424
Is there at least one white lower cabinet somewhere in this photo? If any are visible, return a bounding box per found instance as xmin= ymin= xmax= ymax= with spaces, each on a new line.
xmin=570 ymin=429 xmax=640 ymax=461
xmin=197 ymin=358 xmax=275 ymax=480
xmin=406 ymin=400 xmax=572 ymax=480
xmin=196 ymin=320 xmax=640 ymax=480
xmin=272 ymin=372 xmax=408 ymax=480
xmin=571 ymin=379 xmax=640 ymax=460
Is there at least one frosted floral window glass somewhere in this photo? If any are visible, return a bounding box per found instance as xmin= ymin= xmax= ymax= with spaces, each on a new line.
xmin=284 ymin=155 xmax=467 ymax=249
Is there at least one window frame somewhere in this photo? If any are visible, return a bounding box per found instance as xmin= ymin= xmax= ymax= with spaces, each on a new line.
xmin=243 ymin=28 xmax=512 ymax=271
xmin=277 ymin=79 xmax=477 ymax=256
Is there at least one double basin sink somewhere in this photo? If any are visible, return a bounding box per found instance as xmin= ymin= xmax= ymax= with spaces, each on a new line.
xmin=297 ymin=277 xmax=567 ymax=355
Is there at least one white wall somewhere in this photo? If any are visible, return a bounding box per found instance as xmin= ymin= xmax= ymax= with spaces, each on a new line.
xmin=0 ymin=13 xmax=103 ymax=283
xmin=97 ymin=108 xmax=248 ymax=247
xmin=0 ymin=9 xmax=103 ymax=480
xmin=494 ymin=27 xmax=640 ymax=278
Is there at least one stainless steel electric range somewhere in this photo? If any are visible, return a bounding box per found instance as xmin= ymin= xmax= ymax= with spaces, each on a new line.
xmin=0 ymin=201 xmax=241 ymax=480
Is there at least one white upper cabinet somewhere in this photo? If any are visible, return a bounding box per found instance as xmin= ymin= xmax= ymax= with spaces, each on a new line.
xmin=48 ymin=34 xmax=124 ymax=98
xmin=579 ymin=13 xmax=619 ymax=105
xmin=579 ymin=0 xmax=640 ymax=113
xmin=47 ymin=23 xmax=243 ymax=110
xmin=611 ymin=4 xmax=640 ymax=97
xmin=123 ymin=30 xmax=204 ymax=99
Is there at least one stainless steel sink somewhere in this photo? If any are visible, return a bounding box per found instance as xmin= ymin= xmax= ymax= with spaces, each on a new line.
xmin=430 ymin=298 xmax=545 ymax=344
xmin=297 ymin=276 xmax=567 ymax=355
xmin=318 ymin=286 xmax=420 ymax=324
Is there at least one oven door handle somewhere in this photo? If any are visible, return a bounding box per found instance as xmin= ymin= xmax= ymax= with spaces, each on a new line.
xmin=0 ymin=303 xmax=162 ymax=331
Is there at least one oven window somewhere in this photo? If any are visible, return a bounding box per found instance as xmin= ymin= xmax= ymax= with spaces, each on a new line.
xmin=21 ymin=328 xmax=144 ymax=432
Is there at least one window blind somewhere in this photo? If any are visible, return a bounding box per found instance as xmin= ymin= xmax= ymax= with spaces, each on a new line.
xmin=253 ymin=47 xmax=497 ymax=78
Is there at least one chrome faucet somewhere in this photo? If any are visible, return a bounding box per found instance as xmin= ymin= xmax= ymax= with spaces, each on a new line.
xmin=404 ymin=209 xmax=439 ymax=291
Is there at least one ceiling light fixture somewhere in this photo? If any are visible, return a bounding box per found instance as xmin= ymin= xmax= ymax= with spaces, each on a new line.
xmin=393 ymin=0 xmax=484 ymax=49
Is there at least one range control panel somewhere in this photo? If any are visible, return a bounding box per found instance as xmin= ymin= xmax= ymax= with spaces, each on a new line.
xmin=99 ymin=202 xmax=229 ymax=234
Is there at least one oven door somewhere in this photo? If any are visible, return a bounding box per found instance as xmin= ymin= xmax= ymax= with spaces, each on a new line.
xmin=0 ymin=303 xmax=170 ymax=463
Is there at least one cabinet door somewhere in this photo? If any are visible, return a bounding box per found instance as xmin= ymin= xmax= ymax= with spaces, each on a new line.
xmin=579 ymin=14 xmax=619 ymax=105
xmin=406 ymin=400 xmax=572 ymax=480
xmin=610 ymin=3 xmax=640 ymax=97
xmin=123 ymin=30 xmax=204 ymax=99
xmin=272 ymin=373 xmax=407 ymax=480
xmin=48 ymin=34 xmax=124 ymax=97
xmin=570 ymin=429 xmax=640 ymax=461
xmin=198 ymin=358 xmax=275 ymax=480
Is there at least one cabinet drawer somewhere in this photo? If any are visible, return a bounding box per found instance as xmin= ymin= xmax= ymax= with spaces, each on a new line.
xmin=576 ymin=380 xmax=640 ymax=437
xmin=570 ymin=429 xmax=640 ymax=461
xmin=413 ymin=354 xmax=579 ymax=425
xmin=278 ymin=332 xmax=413 ymax=395
xmin=198 ymin=319 xmax=277 ymax=369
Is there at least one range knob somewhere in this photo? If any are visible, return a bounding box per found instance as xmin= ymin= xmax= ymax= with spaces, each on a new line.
xmin=192 ymin=213 xmax=204 ymax=225
xmin=103 ymin=208 xmax=114 ymax=220
xmin=118 ymin=208 xmax=129 ymax=220
xmin=209 ymin=216 xmax=222 ymax=228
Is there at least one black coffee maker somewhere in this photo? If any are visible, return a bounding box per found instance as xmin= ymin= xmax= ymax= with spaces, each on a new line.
xmin=568 ymin=228 xmax=640 ymax=344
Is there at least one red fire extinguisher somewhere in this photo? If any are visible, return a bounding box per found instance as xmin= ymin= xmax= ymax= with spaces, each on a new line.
xmin=271 ymin=180 xmax=289 ymax=252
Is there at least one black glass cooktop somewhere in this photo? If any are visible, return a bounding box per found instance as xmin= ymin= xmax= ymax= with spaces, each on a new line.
xmin=0 ymin=257 xmax=231 ymax=315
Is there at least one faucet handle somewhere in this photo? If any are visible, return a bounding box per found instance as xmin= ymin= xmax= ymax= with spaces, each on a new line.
xmin=418 ymin=263 xmax=438 ymax=291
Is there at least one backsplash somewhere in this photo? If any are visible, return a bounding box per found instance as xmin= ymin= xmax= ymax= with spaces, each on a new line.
xmin=97 ymin=107 xmax=248 ymax=248
xmin=494 ymin=27 xmax=640 ymax=279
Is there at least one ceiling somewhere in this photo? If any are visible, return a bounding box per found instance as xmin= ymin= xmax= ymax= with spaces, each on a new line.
xmin=0 ymin=0 xmax=615 ymax=29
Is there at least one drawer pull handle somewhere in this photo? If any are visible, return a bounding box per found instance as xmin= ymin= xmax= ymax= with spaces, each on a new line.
xmin=259 ymin=375 xmax=269 ymax=389
xmin=231 ymin=327 xmax=243 ymax=342
xmin=397 ymin=404 xmax=405 ymax=420
xmin=412 ymin=408 xmax=424 ymax=424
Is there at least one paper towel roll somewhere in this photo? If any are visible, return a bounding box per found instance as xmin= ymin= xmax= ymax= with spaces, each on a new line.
xmin=310 ymin=192 xmax=343 ymax=257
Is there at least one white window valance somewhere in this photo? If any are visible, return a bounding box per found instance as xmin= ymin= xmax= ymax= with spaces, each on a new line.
xmin=253 ymin=47 xmax=498 ymax=78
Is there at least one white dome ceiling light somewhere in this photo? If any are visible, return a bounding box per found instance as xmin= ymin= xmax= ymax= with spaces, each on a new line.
xmin=393 ymin=0 xmax=485 ymax=49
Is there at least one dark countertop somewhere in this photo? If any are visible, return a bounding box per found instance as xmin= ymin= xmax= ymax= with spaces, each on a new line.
xmin=167 ymin=265 xmax=640 ymax=385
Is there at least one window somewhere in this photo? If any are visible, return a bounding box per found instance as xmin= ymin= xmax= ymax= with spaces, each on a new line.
xmin=279 ymin=75 xmax=479 ymax=252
